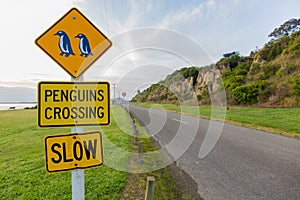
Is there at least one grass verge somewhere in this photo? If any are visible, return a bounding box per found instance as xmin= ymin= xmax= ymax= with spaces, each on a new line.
xmin=119 ymin=109 xmax=196 ymax=200
xmin=0 ymin=107 xmax=131 ymax=199
xmin=133 ymin=103 xmax=300 ymax=138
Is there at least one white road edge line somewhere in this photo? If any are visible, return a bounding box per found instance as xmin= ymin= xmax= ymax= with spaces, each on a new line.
xmin=171 ymin=118 xmax=188 ymax=125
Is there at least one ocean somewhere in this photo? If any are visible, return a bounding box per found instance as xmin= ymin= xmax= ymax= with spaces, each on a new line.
xmin=0 ymin=103 xmax=37 ymax=110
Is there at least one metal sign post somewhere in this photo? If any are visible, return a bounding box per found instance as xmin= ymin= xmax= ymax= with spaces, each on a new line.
xmin=72 ymin=168 xmax=84 ymax=200
xmin=36 ymin=7 xmax=111 ymax=200
xmin=71 ymin=76 xmax=84 ymax=200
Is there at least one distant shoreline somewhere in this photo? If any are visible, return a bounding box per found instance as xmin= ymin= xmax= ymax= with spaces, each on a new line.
xmin=0 ymin=103 xmax=37 ymax=110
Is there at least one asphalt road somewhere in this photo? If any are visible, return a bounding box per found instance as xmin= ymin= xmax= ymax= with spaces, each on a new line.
xmin=127 ymin=105 xmax=300 ymax=200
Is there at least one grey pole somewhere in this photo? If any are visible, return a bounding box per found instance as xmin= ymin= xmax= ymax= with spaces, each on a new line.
xmin=145 ymin=176 xmax=155 ymax=200
xmin=71 ymin=76 xmax=84 ymax=200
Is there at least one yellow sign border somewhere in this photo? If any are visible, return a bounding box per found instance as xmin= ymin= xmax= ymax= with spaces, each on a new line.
xmin=38 ymin=81 xmax=110 ymax=127
xmin=35 ymin=8 xmax=112 ymax=78
xmin=45 ymin=132 xmax=103 ymax=173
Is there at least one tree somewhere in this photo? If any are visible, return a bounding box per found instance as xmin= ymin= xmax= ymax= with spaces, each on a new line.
xmin=268 ymin=18 xmax=300 ymax=40
xmin=188 ymin=67 xmax=199 ymax=84
xmin=223 ymin=51 xmax=240 ymax=58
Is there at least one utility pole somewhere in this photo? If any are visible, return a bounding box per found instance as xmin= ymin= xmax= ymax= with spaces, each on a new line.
xmin=112 ymin=83 xmax=116 ymax=103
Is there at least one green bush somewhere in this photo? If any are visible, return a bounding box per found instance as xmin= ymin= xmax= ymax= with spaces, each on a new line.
xmin=291 ymin=76 xmax=300 ymax=96
xmin=249 ymin=63 xmax=261 ymax=75
xmin=286 ymin=63 xmax=298 ymax=74
xmin=180 ymin=67 xmax=189 ymax=78
xmin=234 ymin=62 xmax=251 ymax=75
xmin=197 ymin=94 xmax=202 ymax=101
xmin=223 ymin=75 xmax=245 ymax=90
xmin=179 ymin=67 xmax=199 ymax=83
xmin=260 ymin=44 xmax=282 ymax=61
xmin=189 ymin=67 xmax=199 ymax=85
xmin=221 ymin=69 xmax=232 ymax=78
xmin=283 ymin=36 xmax=300 ymax=55
xmin=218 ymin=55 xmax=240 ymax=69
xmin=262 ymin=64 xmax=279 ymax=79
xmin=232 ymin=84 xmax=260 ymax=105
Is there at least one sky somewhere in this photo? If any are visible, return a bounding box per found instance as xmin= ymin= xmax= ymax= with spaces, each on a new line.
xmin=0 ymin=0 xmax=300 ymax=102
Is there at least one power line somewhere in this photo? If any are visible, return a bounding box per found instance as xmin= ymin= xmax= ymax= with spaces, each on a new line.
xmin=103 ymin=0 xmax=110 ymax=34
xmin=112 ymin=83 xmax=116 ymax=99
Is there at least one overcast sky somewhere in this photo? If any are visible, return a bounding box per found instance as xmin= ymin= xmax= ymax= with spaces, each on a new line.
xmin=1 ymin=0 xmax=299 ymax=101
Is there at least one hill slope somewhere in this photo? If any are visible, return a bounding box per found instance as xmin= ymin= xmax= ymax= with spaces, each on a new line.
xmin=132 ymin=30 xmax=300 ymax=107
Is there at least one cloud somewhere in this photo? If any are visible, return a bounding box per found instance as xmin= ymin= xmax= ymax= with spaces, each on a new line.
xmin=206 ymin=0 xmax=216 ymax=8
xmin=0 ymin=0 xmax=73 ymax=84
xmin=29 ymin=73 xmax=51 ymax=77
xmin=0 ymin=86 xmax=36 ymax=102
xmin=71 ymin=0 xmax=155 ymax=36
xmin=0 ymin=81 xmax=37 ymax=89
xmin=159 ymin=4 xmax=204 ymax=28
xmin=158 ymin=0 xmax=222 ymax=29
xmin=107 ymin=0 xmax=157 ymax=34
xmin=157 ymin=0 xmax=246 ymax=31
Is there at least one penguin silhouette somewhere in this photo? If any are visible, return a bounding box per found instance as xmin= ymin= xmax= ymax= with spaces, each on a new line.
xmin=75 ymin=33 xmax=93 ymax=57
xmin=54 ymin=30 xmax=75 ymax=57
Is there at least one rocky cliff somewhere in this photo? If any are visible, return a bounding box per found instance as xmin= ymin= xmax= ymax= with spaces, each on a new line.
xmin=132 ymin=30 xmax=300 ymax=107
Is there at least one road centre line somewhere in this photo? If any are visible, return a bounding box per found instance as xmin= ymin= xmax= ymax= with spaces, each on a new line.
xmin=171 ymin=118 xmax=188 ymax=125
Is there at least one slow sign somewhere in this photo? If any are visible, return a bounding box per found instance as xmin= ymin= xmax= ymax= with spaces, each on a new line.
xmin=45 ymin=132 xmax=103 ymax=172
xmin=38 ymin=81 xmax=110 ymax=127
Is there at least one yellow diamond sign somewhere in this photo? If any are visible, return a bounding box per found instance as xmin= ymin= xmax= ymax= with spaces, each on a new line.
xmin=35 ymin=8 xmax=112 ymax=78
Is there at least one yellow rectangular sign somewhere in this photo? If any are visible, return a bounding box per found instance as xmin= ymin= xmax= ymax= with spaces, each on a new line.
xmin=38 ymin=81 xmax=110 ymax=127
xmin=45 ymin=132 xmax=103 ymax=173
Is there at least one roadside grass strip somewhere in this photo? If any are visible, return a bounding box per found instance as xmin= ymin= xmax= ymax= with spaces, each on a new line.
xmin=134 ymin=103 xmax=300 ymax=137
xmin=0 ymin=107 xmax=131 ymax=199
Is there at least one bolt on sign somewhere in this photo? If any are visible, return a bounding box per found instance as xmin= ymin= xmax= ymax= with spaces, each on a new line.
xmin=38 ymin=81 xmax=110 ymax=127
xmin=35 ymin=8 xmax=112 ymax=78
xmin=45 ymin=132 xmax=103 ymax=173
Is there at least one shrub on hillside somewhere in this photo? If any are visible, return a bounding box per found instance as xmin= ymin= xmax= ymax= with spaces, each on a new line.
xmin=291 ymin=76 xmax=300 ymax=96
xmin=232 ymin=84 xmax=261 ymax=105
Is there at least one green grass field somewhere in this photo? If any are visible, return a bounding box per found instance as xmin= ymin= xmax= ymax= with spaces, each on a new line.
xmin=0 ymin=106 xmax=189 ymax=199
xmin=0 ymin=107 xmax=131 ymax=200
xmin=134 ymin=103 xmax=300 ymax=136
